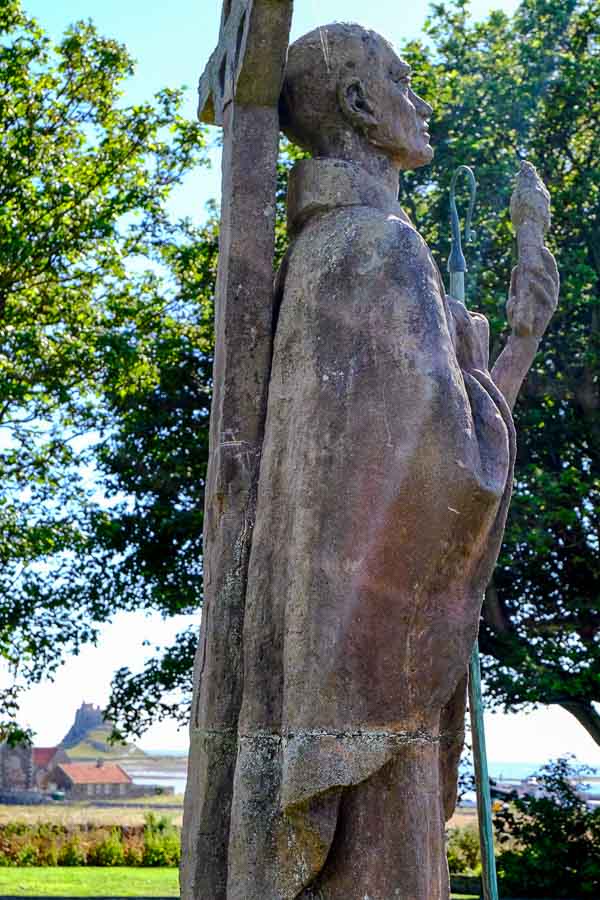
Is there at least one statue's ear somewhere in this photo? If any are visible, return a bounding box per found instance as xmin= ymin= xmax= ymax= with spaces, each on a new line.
xmin=337 ymin=77 xmax=378 ymax=132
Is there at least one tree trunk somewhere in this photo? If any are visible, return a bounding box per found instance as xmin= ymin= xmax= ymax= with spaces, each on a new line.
xmin=559 ymin=700 xmax=600 ymax=747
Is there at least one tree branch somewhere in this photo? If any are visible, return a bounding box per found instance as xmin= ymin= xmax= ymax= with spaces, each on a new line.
xmin=558 ymin=700 xmax=600 ymax=747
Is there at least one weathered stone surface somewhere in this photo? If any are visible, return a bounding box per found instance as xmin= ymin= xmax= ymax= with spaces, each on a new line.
xmin=227 ymin=151 xmax=515 ymax=899
xmin=508 ymin=161 xmax=555 ymax=338
xmin=181 ymin=101 xmax=282 ymax=900
xmin=181 ymin=2 xmax=293 ymax=899
xmin=198 ymin=0 xmax=293 ymax=125
xmin=185 ymin=19 xmax=559 ymax=900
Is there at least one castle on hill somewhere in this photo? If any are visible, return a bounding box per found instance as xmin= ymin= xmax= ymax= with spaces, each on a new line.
xmin=61 ymin=701 xmax=105 ymax=749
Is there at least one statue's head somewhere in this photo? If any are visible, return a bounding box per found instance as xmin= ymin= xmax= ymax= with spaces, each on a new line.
xmin=281 ymin=23 xmax=433 ymax=170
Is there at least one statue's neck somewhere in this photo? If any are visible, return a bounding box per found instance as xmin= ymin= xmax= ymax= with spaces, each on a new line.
xmin=286 ymin=158 xmax=410 ymax=235
xmin=315 ymin=130 xmax=401 ymax=204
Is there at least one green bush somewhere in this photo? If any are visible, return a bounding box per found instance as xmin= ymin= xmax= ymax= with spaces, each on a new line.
xmin=0 ymin=819 xmax=182 ymax=867
xmin=143 ymin=812 xmax=171 ymax=834
xmin=142 ymin=813 xmax=180 ymax=867
xmin=87 ymin=829 xmax=125 ymax=867
xmin=35 ymin=823 xmax=64 ymax=840
xmin=124 ymin=840 xmax=144 ymax=866
xmin=16 ymin=843 xmax=38 ymax=866
xmin=36 ymin=841 xmax=58 ymax=866
xmin=446 ymin=824 xmax=481 ymax=874
xmin=3 ymin=823 xmax=29 ymax=837
xmin=142 ymin=830 xmax=180 ymax=867
xmin=495 ymin=757 xmax=600 ymax=898
xmin=57 ymin=836 xmax=86 ymax=866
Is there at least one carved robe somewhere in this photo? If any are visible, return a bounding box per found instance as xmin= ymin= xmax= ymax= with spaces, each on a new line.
xmin=226 ymin=158 xmax=515 ymax=899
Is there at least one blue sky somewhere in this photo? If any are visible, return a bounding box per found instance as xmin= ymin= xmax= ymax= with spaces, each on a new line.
xmin=27 ymin=0 xmax=522 ymax=105
xmin=10 ymin=0 xmax=599 ymax=765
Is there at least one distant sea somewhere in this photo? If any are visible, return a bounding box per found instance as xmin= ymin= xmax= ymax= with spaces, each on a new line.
xmin=131 ymin=773 xmax=187 ymax=794
xmin=141 ymin=749 xmax=187 ymax=757
xmin=126 ymin=749 xmax=188 ymax=795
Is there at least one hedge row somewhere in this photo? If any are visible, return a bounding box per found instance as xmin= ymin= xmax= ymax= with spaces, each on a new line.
xmin=0 ymin=813 xmax=180 ymax=868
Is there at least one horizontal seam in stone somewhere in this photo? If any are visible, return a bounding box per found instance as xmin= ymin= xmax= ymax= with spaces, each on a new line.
xmin=441 ymin=727 xmax=466 ymax=740
xmin=236 ymin=728 xmax=442 ymax=743
xmin=190 ymin=726 xmax=237 ymax=736
xmin=190 ymin=727 xmax=462 ymax=746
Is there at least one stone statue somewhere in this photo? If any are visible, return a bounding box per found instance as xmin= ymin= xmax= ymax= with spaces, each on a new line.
xmin=184 ymin=21 xmax=559 ymax=900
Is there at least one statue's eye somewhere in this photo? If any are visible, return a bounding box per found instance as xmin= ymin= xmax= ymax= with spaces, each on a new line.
xmin=392 ymin=72 xmax=411 ymax=88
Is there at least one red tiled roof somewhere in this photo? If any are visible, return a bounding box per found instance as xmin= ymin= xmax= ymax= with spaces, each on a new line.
xmin=56 ymin=763 xmax=131 ymax=785
xmin=33 ymin=748 xmax=58 ymax=768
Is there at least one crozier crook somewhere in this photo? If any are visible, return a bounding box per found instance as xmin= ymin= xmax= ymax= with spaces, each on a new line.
xmin=448 ymin=164 xmax=477 ymax=304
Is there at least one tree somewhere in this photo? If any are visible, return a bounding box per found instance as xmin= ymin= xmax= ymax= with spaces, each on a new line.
xmin=87 ymin=218 xmax=218 ymax=738
xmin=0 ymin=0 xmax=209 ymax=739
xmin=494 ymin=757 xmax=600 ymax=896
xmin=400 ymin=0 xmax=600 ymax=743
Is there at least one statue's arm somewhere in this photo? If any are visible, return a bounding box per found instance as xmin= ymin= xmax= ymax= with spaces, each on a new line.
xmin=491 ymin=164 xmax=559 ymax=411
xmin=491 ymin=246 xmax=559 ymax=411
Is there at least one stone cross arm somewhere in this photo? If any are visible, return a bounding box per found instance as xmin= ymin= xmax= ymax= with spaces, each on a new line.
xmin=198 ymin=0 xmax=293 ymax=125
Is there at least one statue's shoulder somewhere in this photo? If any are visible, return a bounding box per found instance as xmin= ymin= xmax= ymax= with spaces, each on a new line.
xmin=283 ymin=159 xmax=442 ymax=294
xmin=294 ymin=199 xmax=428 ymax=253
xmin=297 ymin=204 xmax=437 ymax=282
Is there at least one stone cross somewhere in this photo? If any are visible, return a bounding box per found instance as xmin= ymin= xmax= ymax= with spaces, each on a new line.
xmin=181 ymin=3 xmax=293 ymax=899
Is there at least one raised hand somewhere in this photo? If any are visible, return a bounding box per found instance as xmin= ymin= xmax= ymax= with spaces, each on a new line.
xmin=492 ymin=162 xmax=560 ymax=409
xmin=507 ymin=162 xmax=559 ymax=338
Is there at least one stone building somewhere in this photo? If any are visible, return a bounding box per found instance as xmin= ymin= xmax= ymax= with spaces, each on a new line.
xmin=0 ymin=742 xmax=33 ymax=791
xmin=61 ymin=702 xmax=105 ymax=749
xmin=0 ymin=744 xmax=70 ymax=793
xmin=51 ymin=761 xmax=133 ymax=799
xmin=32 ymin=748 xmax=69 ymax=790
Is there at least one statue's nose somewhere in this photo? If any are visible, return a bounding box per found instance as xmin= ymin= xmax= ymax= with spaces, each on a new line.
xmin=412 ymin=91 xmax=433 ymax=118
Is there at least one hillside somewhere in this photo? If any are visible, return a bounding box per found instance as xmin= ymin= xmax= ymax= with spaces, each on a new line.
xmin=65 ymin=727 xmax=147 ymax=761
xmin=60 ymin=703 xmax=146 ymax=761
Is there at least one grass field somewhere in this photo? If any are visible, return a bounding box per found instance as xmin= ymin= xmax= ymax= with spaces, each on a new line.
xmin=0 ymin=867 xmax=179 ymax=897
xmin=0 ymin=796 xmax=465 ymax=829
xmin=448 ymin=806 xmax=478 ymax=828
xmin=0 ymin=868 xmax=477 ymax=898
xmin=0 ymin=803 xmax=184 ymax=828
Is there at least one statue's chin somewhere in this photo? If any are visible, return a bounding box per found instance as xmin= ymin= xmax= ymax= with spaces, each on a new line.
xmin=397 ymin=144 xmax=434 ymax=170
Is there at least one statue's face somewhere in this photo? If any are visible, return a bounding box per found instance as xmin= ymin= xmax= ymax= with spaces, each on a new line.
xmin=284 ymin=27 xmax=434 ymax=169
xmin=345 ymin=39 xmax=433 ymax=169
